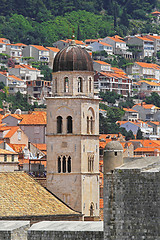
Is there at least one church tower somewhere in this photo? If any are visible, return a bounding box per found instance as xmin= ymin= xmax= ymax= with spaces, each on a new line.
xmin=46 ymin=39 xmax=99 ymax=218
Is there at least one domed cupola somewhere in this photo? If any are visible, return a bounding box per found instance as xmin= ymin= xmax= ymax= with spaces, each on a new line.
xmin=53 ymin=40 xmax=93 ymax=72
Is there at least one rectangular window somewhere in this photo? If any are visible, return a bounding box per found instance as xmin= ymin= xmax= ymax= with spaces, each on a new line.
xmin=18 ymin=131 xmax=21 ymax=141
xmin=12 ymin=155 xmax=14 ymax=162
xmin=4 ymin=155 xmax=7 ymax=162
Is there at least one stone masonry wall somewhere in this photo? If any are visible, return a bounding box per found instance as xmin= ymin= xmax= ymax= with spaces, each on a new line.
xmin=104 ymin=169 xmax=160 ymax=240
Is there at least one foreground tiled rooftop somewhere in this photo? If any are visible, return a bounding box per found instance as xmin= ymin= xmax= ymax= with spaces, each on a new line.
xmin=0 ymin=172 xmax=80 ymax=218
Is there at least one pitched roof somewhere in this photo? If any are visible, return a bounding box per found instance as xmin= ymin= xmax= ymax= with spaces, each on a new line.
xmin=0 ymin=149 xmax=17 ymax=155
xmin=32 ymin=143 xmax=46 ymax=151
xmin=149 ymin=121 xmax=160 ymax=126
xmin=136 ymin=36 xmax=153 ymax=42
xmin=139 ymin=80 xmax=160 ymax=86
xmin=133 ymin=102 xmax=158 ymax=109
xmin=2 ymin=114 xmax=23 ymax=120
xmin=46 ymin=47 xmax=60 ymax=52
xmin=151 ymin=11 xmax=160 ymax=14
xmin=134 ymin=147 xmax=160 ymax=152
xmin=4 ymin=126 xmax=19 ymax=139
xmin=8 ymin=144 xmax=26 ymax=153
xmin=19 ymin=112 xmax=46 ymax=125
xmin=135 ymin=62 xmax=160 ymax=70
xmin=108 ymin=36 xmax=125 ymax=43
xmin=0 ymin=172 xmax=80 ymax=218
xmin=111 ymin=67 xmax=126 ymax=75
xmin=31 ymin=45 xmax=49 ymax=51
xmin=147 ymin=35 xmax=160 ymax=40
xmin=130 ymin=139 xmax=160 ymax=148
xmin=13 ymin=64 xmax=39 ymax=71
xmin=94 ymin=60 xmax=110 ymax=65
xmin=9 ymin=75 xmax=24 ymax=82
xmin=98 ymin=42 xmax=112 ymax=47
xmin=123 ymin=108 xmax=138 ymax=112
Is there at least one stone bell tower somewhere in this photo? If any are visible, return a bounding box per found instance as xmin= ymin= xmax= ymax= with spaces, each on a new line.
xmin=46 ymin=39 xmax=99 ymax=218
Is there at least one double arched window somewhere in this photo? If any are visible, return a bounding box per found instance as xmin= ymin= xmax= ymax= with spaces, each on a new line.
xmin=58 ymin=155 xmax=71 ymax=173
xmin=57 ymin=116 xmax=73 ymax=134
xmin=87 ymin=108 xmax=95 ymax=134
xmin=88 ymin=154 xmax=94 ymax=172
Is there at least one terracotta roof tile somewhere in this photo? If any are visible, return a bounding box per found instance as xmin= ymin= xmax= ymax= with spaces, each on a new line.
xmin=108 ymin=36 xmax=125 ymax=43
xmin=8 ymin=144 xmax=26 ymax=153
xmin=19 ymin=112 xmax=46 ymax=125
xmin=32 ymin=143 xmax=46 ymax=151
xmin=123 ymin=108 xmax=138 ymax=112
xmin=94 ymin=60 xmax=110 ymax=65
xmin=4 ymin=126 xmax=19 ymax=139
xmin=46 ymin=47 xmax=60 ymax=52
xmin=2 ymin=114 xmax=23 ymax=120
xmin=0 ymin=172 xmax=80 ymax=217
xmin=136 ymin=62 xmax=160 ymax=69
xmin=136 ymin=36 xmax=153 ymax=42
xmin=31 ymin=45 xmax=49 ymax=51
xmin=0 ymin=149 xmax=17 ymax=155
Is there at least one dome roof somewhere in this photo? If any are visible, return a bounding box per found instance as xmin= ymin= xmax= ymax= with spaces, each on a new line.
xmin=105 ymin=141 xmax=123 ymax=151
xmin=53 ymin=43 xmax=93 ymax=72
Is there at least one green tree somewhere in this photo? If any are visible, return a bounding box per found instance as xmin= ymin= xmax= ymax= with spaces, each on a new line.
xmin=136 ymin=128 xmax=143 ymax=139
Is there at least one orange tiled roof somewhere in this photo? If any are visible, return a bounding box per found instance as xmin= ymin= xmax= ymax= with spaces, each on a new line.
xmin=136 ymin=36 xmax=153 ymax=42
xmin=149 ymin=121 xmax=160 ymax=126
xmin=13 ymin=64 xmax=39 ymax=71
xmin=32 ymin=143 xmax=46 ymax=151
xmin=100 ymin=198 xmax=103 ymax=209
xmin=108 ymin=36 xmax=125 ymax=43
xmin=147 ymin=35 xmax=160 ymax=40
xmin=123 ymin=108 xmax=138 ymax=112
xmin=0 ymin=149 xmax=17 ymax=155
xmin=139 ymin=80 xmax=160 ymax=86
xmin=111 ymin=67 xmax=126 ymax=75
xmin=151 ymin=11 xmax=160 ymax=14
xmin=19 ymin=112 xmax=46 ymax=125
xmin=31 ymin=45 xmax=49 ymax=51
xmin=8 ymin=144 xmax=26 ymax=153
xmin=99 ymin=42 xmax=112 ymax=47
xmin=94 ymin=60 xmax=110 ymax=65
xmin=135 ymin=62 xmax=160 ymax=69
xmin=46 ymin=47 xmax=60 ymax=52
xmin=133 ymin=102 xmax=157 ymax=109
xmin=9 ymin=75 xmax=24 ymax=82
xmin=0 ymin=172 xmax=80 ymax=217
xmin=134 ymin=147 xmax=160 ymax=152
xmin=131 ymin=139 xmax=160 ymax=148
xmin=4 ymin=126 xmax=19 ymax=139
xmin=2 ymin=114 xmax=23 ymax=120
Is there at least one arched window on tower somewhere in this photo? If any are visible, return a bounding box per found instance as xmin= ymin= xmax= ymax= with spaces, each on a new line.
xmin=89 ymin=77 xmax=92 ymax=93
xmin=58 ymin=156 xmax=61 ymax=173
xmin=55 ymin=77 xmax=57 ymax=93
xmin=64 ymin=77 xmax=69 ymax=93
xmin=68 ymin=156 xmax=71 ymax=173
xmin=57 ymin=116 xmax=62 ymax=133
xmin=91 ymin=116 xmax=93 ymax=134
xmin=90 ymin=202 xmax=94 ymax=217
xmin=62 ymin=156 xmax=66 ymax=173
xmin=78 ymin=77 xmax=83 ymax=92
xmin=67 ymin=116 xmax=73 ymax=133
xmin=87 ymin=116 xmax=89 ymax=134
